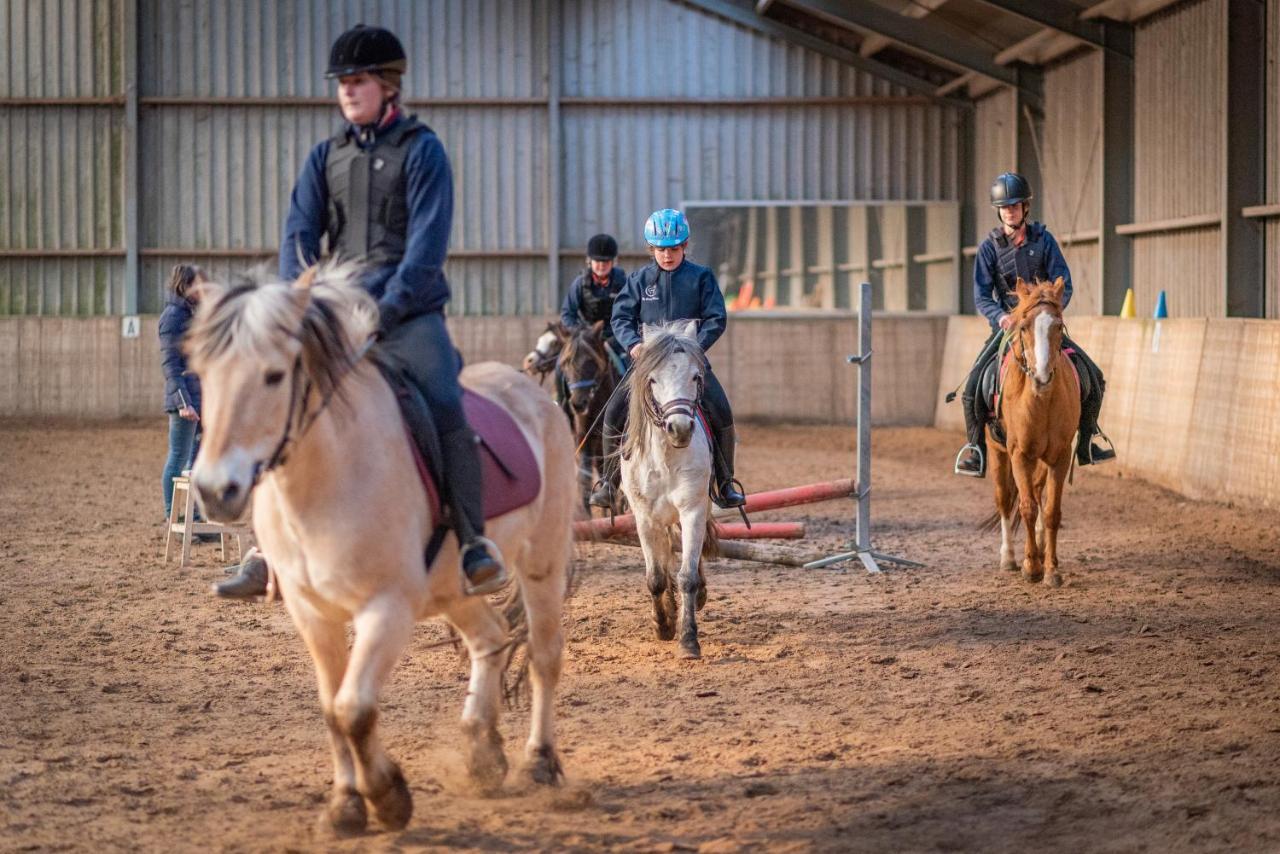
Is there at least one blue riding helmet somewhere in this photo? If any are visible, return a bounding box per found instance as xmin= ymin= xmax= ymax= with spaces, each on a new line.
xmin=644 ymin=209 xmax=690 ymax=247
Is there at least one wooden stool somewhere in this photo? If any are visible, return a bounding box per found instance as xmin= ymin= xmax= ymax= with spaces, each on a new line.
xmin=164 ymin=474 xmax=253 ymax=568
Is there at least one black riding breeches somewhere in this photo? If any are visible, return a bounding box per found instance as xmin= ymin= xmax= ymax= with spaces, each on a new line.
xmin=379 ymin=311 xmax=469 ymax=435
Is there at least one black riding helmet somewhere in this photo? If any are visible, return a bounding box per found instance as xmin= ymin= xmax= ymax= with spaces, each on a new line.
xmin=325 ymin=24 xmax=407 ymax=79
xmin=586 ymin=233 xmax=618 ymax=261
xmin=990 ymin=172 xmax=1033 ymax=207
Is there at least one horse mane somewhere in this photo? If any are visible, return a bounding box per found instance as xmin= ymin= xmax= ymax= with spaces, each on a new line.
xmin=558 ymin=322 xmax=607 ymax=373
xmin=186 ymin=260 xmax=378 ymax=408
xmin=1010 ymin=278 xmax=1066 ymax=323
xmin=619 ymin=323 xmax=707 ymax=461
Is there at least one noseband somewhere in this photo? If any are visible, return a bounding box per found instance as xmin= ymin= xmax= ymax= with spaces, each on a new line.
xmin=645 ymin=374 xmax=703 ymax=428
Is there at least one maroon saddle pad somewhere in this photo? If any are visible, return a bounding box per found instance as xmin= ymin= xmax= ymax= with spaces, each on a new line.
xmin=406 ymin=389 xmax=542 ymax=522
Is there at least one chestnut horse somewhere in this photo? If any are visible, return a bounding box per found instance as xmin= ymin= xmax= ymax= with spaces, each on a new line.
xmin=984 ymin=277 xmax=1081 ymax=587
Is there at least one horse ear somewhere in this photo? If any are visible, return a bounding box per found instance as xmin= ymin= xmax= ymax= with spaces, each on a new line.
xmin=293 ymin=265 xmax=319 ymax=291
xmin=680 ymin=319 xmax=699 ymax=340
xmin=591 ymin=319 xmax=606 ymax=336
xmin=641 ymin=323 xmax=661 ymax=342
xmin=1050 ymin=276 xmax=1066 ymax=300
xmin=1015 ymin=277 xmax=1033 ymax=300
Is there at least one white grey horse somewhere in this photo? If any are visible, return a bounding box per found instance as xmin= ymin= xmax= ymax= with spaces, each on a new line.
xmin=619 ymin=321 xmax=719 ymax=659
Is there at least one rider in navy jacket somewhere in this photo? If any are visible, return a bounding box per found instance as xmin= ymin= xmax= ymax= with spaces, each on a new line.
xmin=588 ymin=209 xmax=746 ymax=511
xmin=954 ymin=173 xmax=1114 ymax=478
xmin=974 ymin=222 xmax=1072 ymax=330
xmin=279 ymin=116 xmax=452 ymax=331
xmin=610 ymin=259 xmax=727 ymax=355
xmin=217 ymin=24 xmax=504 ymax=600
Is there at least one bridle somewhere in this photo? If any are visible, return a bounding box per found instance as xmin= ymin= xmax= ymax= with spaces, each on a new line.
xmin=560 ymin=333 xmax=614 ymax=413
xmin=251 ymin=336 xmax=375 ymax=486
xmin=1009 ymin=301 xmax=1063 ymax=384
xmin=645 ymin=372 xmax=704 ymax=429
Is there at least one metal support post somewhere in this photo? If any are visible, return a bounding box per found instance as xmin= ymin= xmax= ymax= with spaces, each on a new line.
xmin=805 ymin=282 xmax=922 ymax=573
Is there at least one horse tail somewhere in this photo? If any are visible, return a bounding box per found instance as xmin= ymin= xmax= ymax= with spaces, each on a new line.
xmin=979 ymin=484 xmax=1022 ymax=533
xmin=497 ymin=557 xmax=581 ymax=708
xmin=702 ymin=508 xmax=720 ymax=560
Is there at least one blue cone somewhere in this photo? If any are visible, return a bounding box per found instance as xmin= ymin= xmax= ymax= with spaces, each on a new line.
xmin=1153 ymin=290 xmax=1168 ymax=319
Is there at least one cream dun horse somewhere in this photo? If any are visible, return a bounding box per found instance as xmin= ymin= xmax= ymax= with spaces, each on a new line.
xmin=187 ymin=264 xmax=576 ymax=836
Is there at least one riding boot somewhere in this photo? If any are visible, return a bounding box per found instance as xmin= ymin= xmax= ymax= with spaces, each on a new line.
xmin=954 ymin=392 xmax=987 ymax=478
xmin=212 ymin=547 xmax=269 ymax=599
xmin=1074 ymin=387 xmax=1116 ymax=466
xmin=588 ymin=423 xmax=621 ymax=510
xmin=438 ymin=428 xmax=507 ymax=595
xmin=711 ymin=425 xmax=747 ymax=508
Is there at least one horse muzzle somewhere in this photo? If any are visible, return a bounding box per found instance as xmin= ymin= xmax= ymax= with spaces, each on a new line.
xmin=664 ymin=414 xmax=695 ymax=448
xmin=192 ymin=449 xmax=257 ymax=523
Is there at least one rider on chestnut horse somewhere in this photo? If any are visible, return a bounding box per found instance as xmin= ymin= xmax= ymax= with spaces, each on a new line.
xmin=954 ymin=172 xmax=1116 ymax=478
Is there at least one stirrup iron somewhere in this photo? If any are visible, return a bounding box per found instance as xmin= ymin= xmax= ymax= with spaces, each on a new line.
xmin=953 ymin=443 xmax=985 ymax=478
xmin=460 ymin=535 xmax=508 ymax=596
xmin=1087 ymin=430 xmax=1116 ymax=464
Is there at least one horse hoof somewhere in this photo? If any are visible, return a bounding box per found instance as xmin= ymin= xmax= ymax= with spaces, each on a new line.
xmin=1000 ymin=559 xmax=1018 ymax=573
xmin=679 ymin=638 xmax=701 ymax=660
xmin=466 ymin=727 xmax=509 ymax=795
xmin=525 ymin=744 xmax=564 ymax=787
xmin=326 ymin=787 xmax=368 ymax=837
xmin=653 ymin=617 xmax=676 ymax=641
xmin=1045 ymin=573 xmax=1063 ymax=588
xmin=368 ymin=765 xmax=413 ymax=831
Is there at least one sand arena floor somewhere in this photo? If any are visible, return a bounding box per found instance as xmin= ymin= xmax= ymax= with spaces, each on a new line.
xmin=3 ymin=421 xmax=1280 ymax=852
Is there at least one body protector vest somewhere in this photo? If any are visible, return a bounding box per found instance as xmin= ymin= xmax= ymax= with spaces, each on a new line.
xmin=577 ymin=269 xmax=625 ymax=328
xmin=988 ymin=224 xmax=1050 ymax=309
xmin=325 ymin=116 xmax=428 ymax=268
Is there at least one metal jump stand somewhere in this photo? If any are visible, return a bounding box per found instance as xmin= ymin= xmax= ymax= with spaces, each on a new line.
xmin=805 ymin=281 xmax=923 ymax=574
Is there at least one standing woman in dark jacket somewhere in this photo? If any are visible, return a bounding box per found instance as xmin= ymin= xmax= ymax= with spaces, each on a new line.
xmin=159 ymin=264 xmax=206 ymax=519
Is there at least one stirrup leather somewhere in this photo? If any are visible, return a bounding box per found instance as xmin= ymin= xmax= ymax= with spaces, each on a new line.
xmin=460 ymin=535 xmax=508 ymax=596
xmin=953 ymin=443 xmax=986 ymax=478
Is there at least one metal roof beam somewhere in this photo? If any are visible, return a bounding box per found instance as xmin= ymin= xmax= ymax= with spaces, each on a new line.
xmin=781 ymin=0 xmax=1037 ymax=104
xmin=970 ymin=0 xmax=1133 ymax=56
xmin=677 ymin=0 xmax=971 ymax=106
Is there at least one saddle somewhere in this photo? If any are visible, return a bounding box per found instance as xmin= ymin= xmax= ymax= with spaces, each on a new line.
xmin=381 ymin=365 xmax=541 ymax=525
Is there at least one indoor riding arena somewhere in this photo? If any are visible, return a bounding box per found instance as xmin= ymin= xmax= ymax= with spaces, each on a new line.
xmin=4 ymin=1 xmax=1280 ymax=852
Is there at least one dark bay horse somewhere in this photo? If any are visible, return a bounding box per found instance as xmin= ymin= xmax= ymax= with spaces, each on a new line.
xmin=555 ymin=320 xmax=622 ymax=510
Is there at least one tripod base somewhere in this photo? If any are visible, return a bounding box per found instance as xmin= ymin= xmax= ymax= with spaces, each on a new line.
xmin=804 ymin=547 xmax=924 ymax=573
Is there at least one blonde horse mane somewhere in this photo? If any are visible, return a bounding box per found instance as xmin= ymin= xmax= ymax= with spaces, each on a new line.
xmin=186 ymin=261 xmax=378 ymax=407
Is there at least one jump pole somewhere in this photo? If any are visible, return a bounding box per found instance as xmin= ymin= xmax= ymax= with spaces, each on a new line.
xmin=805 ymin=281 xmax=922 ymax=574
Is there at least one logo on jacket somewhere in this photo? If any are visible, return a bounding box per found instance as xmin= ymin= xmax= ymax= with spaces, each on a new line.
xmin=643 ymin=283 xmax=658 ymax=300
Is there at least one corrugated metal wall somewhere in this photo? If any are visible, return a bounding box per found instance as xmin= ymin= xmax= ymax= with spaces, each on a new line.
xmin=1041 ymin=50 xmax=1102 ymax=315
xmin=1132 ymin=0 xmax=1225 ymax=317
xmin=970 ymin=88 xmax=1014 ymax=248
xmin=1 ymin=0 xmax=962 ymax=316
xmin=0 ymin=0 xmax=126 ymax=314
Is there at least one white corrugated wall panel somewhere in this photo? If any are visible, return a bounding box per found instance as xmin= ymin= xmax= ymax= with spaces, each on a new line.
xmin=971 ymin=89 xmax=1014 ymax=247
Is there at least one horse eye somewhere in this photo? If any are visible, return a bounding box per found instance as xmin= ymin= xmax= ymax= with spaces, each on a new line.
xmin=264 ymin=369 xmax=286 ymax=387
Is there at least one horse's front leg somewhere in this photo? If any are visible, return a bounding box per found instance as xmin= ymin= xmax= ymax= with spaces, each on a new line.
xmin=1011 ymin=452 xmax=1043 ymax=582
xmin=676 ymin=503 xmax=708 ymax=659
xmin=445 ymin=593 xmax=511 ymax=794
xmin=278 ymin=580 xmax=364 ymax=836
xmin=988 ymin=437 xmax=1017 ymax=574
xmin=332 ymin=597 xmax=416 ymax=830
xmin=1040 ymin=456 xmax=1071 ymax=588
xmin=634 ymin=507 xmax=676 ymax=641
